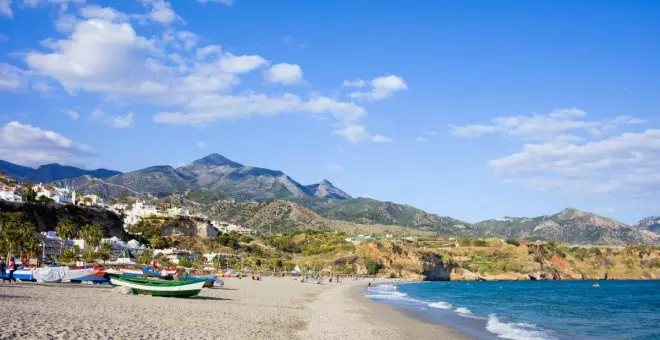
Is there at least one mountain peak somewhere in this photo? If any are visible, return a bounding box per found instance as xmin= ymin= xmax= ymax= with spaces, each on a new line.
xmin=305 ymin=180 xmax=351 ymax=200
xmin=193 ymin=153 xmax=243 ymax=168
xmin=319 ymin=179 xmax=333 ymax=185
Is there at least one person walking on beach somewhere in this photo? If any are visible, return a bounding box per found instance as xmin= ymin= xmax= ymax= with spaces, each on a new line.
xmin=7 ymin=258 xmax=16 ymax=283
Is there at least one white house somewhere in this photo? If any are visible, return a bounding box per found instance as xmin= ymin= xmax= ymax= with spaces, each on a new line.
xmin=0 ymin=185 xmax=22 ymax=203
xmin=80 ymin=194 xmax=103 ymax=207
xmin=130 ymin=201 xmax=159 ymax=217
xmin=211 ymin=221 xmax=256 ymax=234
xmin=167 ymin=207 xmax=190 ymax=217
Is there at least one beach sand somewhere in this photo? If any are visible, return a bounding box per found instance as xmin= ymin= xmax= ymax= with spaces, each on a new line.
xmin=0 ymin=278 xmax=468 ymax=339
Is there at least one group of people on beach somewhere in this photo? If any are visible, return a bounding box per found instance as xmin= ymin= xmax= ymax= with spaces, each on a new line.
xmin=0 ymin=258 xmax=17 ymax=283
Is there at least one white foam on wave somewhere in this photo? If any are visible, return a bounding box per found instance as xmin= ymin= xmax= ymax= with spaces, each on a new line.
xmin=428 ymin=301 xmax=453 ymax=309
xmin=365 ymin=284 xmax=410 ymax=300
xmin=486 ymin=315 xmax=550 ymax=340
xmin=455 ymin=307 xmax=472 ymax=316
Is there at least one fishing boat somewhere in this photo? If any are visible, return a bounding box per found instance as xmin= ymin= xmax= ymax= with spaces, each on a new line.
xmin=3 ymin=268 xmax=35 ymax=281
xmin=110 ymin=275 xmax=206 ymax=297
xmin=33 ymin=267 xmax=98 ymax=283
xmin=72 ymin=267 xmax=109 ymax=283
xmin=189 ymin=274 xmax=218 ymax=288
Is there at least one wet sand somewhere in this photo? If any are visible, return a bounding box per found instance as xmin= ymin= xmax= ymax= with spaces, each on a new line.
xmin=0 ymin=278 xmax=468 ymax=339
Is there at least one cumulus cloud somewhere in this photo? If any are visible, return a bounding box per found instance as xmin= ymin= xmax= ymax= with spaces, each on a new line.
xmin=0 ymin=63 xmax=26 ymax=90
xmin=0 ymin=0 xmax=12 ymax=18
xmin=453 ymin=108 xmax=657 ymax=197
xmin=450 ymin=108 xmax=645 ymax=140
xmin=89 ymin=109 xmax=133 ymax=128
xmin=350 ymin=75 xmax=407 ymax=101
xmin=14 ymin=4 xmax=392 ymax=143
xmin=341 ymin=79 xmax=366 ymax=88
xmin=334 ymin=124 xmax=391 ymax=144
xmin=0 ymin=121 xmax=97 ymax=167
xmin=265 ymin=63 xmax=303 ymax=85
xmin=61 ymin=109 xmax=79 ymax=120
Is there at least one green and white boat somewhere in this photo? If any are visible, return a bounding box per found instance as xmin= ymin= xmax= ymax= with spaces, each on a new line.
xmin=110 ymin=275 xmax=206 ymax=297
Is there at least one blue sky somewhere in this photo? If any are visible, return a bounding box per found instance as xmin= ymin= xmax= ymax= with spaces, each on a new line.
xmin=1 ymin=0 xmax=660 ymax=224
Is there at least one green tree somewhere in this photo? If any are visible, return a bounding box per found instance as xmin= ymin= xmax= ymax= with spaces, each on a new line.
xmin=96 ymin=241 xmax=113 ymax=264
xmin=55 ymin=218 xmax=78 ymax=254
xmin=59 ymin=245 xmax=81 ymax=263
xmin=365 ymin=259 xmax=382 ymax=275
xmin=137 ymin=249 xmax=154 ymax=265
xmin=149 ymin=235 xmax=170 ymax=249
xmin=178 ymin=257 xmax=193 ymax=268
xmin=80 ymin=224 xmax=103 ymax=263
xmin=22 ymin=188 xmax=37 ymax=202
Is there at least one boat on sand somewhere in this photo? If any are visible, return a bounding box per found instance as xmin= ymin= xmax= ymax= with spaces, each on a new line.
xmin=110 ymin=275 xmax=205 ymax=297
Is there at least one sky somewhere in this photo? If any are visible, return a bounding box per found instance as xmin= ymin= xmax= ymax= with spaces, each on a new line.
xmin=1 ymin=0 xmax=660 ymax=224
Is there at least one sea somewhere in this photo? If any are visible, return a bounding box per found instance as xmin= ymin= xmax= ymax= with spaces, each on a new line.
xmin=365 ymin=280 xmax=660 ymax=339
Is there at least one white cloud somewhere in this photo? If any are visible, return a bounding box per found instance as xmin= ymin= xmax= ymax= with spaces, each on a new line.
xmin=196 ymin=141 xmax=205 ymax=149
xmin=16 ymin=5 xmax=390 ymax=144
xmin=80 ymin=5 xmax=129 ymax=22
xmin=0 ymin=0 xmax=12 ymax=18
xmin=0 ymin=63 xmax=25 ymax=90
xmin=32 ymin=81 xmax=55 ymax=93
xmin=450 ymin=108 xmax=645 ymax=140
xmin=265 ymin=63 xmax=303 ymax=85
xmin=350 ymin=75 xmax=407 ymax=101
xmin=26 ymin=18 xmax=163 ymax=96
xmin=143 ymin=0 xmax=179 ymax=25
xmin=61 ymin=109 xmax=79 ymax=120
xmin=454 ymin=108 xmax=658 ymax=197
xmin=112 ymin=113 xmax=133 ymax=128
xmin=0 ymin=121 xmax=96 ymax=167
xmin=218 ymin=54 xmax=267 ymax=73
xmin=88 ymin=109 xmax=133 ymax=128
xmin=341 ymin=79 xmax=365 ymax=88
xmin=416 ymin=136 xmax=427 ymax=143
xmin=196 ymin=0 xmax=234 ymax=5
xmin=334 ymin=124 xmax=391 ymax=144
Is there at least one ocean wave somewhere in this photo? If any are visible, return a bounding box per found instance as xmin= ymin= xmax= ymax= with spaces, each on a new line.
xmin=486 ymin=315 xmax=550 ymax=340
xmin=428 ymin=301 xmax=453 ymax=309
xmin=455 ymin=307 xmax=472 ymax=316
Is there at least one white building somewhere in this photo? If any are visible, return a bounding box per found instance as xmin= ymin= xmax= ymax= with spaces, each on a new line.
xmin=123 ymin=214 xmax=142 ymax=227
xmin=0 ymin=185 xmax=22 ymax=203
xmin=80 ymin=194 xmax=103 ymax=207
xmin=211 ymin=221 xmax=256 ymax=234
xmin=130 ymin=201 xmax=159 ymax=217
xmin=167 ymin=207 xmax=190 ymax=217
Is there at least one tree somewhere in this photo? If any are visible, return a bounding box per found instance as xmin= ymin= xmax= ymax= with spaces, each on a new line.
xmin=179 ymin=257 xmax=193 ymax=268
xmin=365 ymin=260 xmax=382 ymax=275
xmin=80 ymin=224 xmax=103 ymax=263
xmin=137 ymin=249 xmax=154 ymax=265
xmin=56 ymin=218 xmax=78 ymax=254
xmin=97 ymin=242 xmax=113 ymax=264
xmin=149 ymin=235 xmax=170 ymax=249
xmin=37 ymin=195 xmax=54 ymax=203
xmin=22 ymin=188 xmax=37 ymax=202
xmin=59 ymin=245 xmax=81 ymax=263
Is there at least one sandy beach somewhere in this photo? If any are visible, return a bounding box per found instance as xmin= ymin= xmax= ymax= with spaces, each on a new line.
xmin=0 ymin=278 xmax=468 ymax=339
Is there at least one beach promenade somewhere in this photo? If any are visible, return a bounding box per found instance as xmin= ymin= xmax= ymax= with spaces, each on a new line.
xmin=0 ymin=278 xmax=466 ymax=339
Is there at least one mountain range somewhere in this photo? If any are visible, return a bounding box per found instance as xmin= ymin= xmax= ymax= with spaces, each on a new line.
xmin=0 ymin=160 xmax=121 ymax=183
xmin=1 ymin=155 xmax=659 ymax=245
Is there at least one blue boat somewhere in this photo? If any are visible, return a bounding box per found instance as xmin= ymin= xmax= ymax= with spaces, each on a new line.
xmin=2 ymin=268 xmax=35 ymax=281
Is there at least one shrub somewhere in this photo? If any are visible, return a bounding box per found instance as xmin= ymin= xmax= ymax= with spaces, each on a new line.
xmin=365 ymin=259 xmax=382 ymax=275
xmin=505 ymin=239 xmax=520 ymax=247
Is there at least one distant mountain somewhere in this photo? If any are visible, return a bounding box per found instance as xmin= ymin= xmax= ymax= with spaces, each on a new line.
xmin=473 ymin=208 xmax=660 ymax=245
xmin=634 ymin=217 xmax=660 ymax=233
xmin=0 ymin=160 xmax=34 ymax=178
xmin=305 ymin=179 xmax=351 ymax=199
xmin=290 ymin=197 xmax=474 ymax=235
xmin=59 ymin=153 xmax=350 ymax=202
xmin=0 ymin=160 xmax=121 ymax=182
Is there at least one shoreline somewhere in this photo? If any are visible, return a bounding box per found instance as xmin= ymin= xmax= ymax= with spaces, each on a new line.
xmin=299 ymin=279 xmax=470 ymax=339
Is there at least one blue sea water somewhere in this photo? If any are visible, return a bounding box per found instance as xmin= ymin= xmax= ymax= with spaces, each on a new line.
xmin=366 ymin=280 xmax=660 ymax=339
